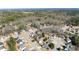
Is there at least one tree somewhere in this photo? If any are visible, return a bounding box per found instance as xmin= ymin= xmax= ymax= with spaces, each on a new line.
xmin=66 ymin=17 xmax=79 ymax=26
xmin=70 ymin=35 xmax=79 ymax=46
xmin=56 ymin=48 xmax=61 ymax=51
xmin=31 ymin=22 xmax=40 ymax=28
xmin=48 ymin=43 xmax=54 ymax=49
xmin=42 ymin=32 xmax=45 ymax=37
xmin=7 ymin=37 xmax=16 ymax=51
xmin=18 ymin=24 xmax=26 ymax=30
xmin=43 ymin=37 xmax=48 ymax=42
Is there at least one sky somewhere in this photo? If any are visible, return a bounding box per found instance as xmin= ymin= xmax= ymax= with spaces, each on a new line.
xmin=0 ymin=0 xmax=79 ymax=9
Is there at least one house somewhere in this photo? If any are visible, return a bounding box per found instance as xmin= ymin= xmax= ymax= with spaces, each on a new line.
xmin=13 ymin=32 xmax=19 ymax=38
xmin=0 ymin=36 xmax=9 ymax=42
xmin=17 ymin=39 xmax=24 ymax=44
xmin=49 ymin=35 xmax=66 ymax=50
xmin=19 ymin=30 xmax=30 ymax=40
xmin=66 ymin=38 xmax=71 ymax=43
xmin=28 ymin=28 xmax=37 ymax=37
xmin=16 ymin=37 xmax=27 ymax=51
xmin=19 ymin=43 xmax=25 ymax=50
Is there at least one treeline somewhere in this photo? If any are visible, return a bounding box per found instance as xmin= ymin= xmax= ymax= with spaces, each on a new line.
xmin=0 ymin=11 xmax=26 ymax=24
xmin=66 ymin=17 xmax=79 ymax=26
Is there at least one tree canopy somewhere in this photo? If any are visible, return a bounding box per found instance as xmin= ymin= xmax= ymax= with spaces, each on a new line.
xmin=66 ymin=17 xmax=79 ymax=26
xmin=70 ymin=35 xmax=79 ymax=46
xmin=48 ymin=43 xmax=54 ymax=49
xmin=7 ymin=37 xmax=16 ymax=51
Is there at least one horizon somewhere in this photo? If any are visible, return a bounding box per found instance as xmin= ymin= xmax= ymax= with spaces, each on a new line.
xmin=0 ymin=8 xmax=79 ymax=12
xmin=0 ymin=8 xmax=79 ymax=10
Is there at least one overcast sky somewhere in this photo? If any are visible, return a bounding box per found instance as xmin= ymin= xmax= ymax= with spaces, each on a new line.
xmin=0 ymin=0 xmax=79 ymax=9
